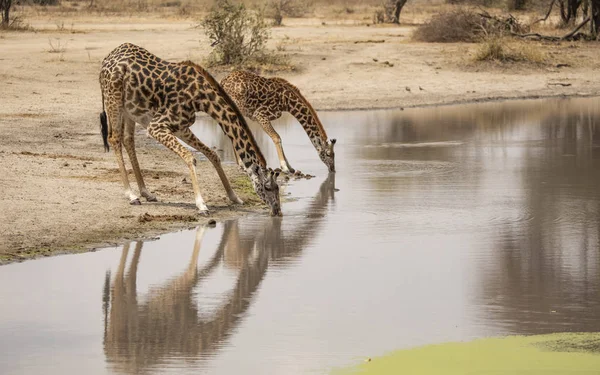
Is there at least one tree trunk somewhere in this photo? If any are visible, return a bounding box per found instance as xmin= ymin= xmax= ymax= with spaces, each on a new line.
xmin=559 ymin=0 xmax=586 ymax=23
xmin=511 ymin=0 xmax=527 ymax=10
xmin=1 ymin=0 xmax=12 ymax=27
xmin=592 ymin=0 xmax=600 ymax=36
xmin=570 ymin=0 xmax=582 ymax=20
xmin=392 ymin=0 xmax=408 ymax=24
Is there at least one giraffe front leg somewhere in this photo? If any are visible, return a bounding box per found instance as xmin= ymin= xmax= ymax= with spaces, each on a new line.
xmin=148 ymin=122 xmax=210 ymax=215
xmin=107 ymin=111 xmax=141 ymax=205
xmin=255 ymin=113 xmax=296 ymax=174
xmin=123 ymin=118 xmax=157 ymax=202
xmin=177 ymin=128 xmax=244 ymax=205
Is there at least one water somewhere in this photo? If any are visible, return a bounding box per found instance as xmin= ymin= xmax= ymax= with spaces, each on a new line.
xmin=1 ymin=97 xmax=600 ymax=374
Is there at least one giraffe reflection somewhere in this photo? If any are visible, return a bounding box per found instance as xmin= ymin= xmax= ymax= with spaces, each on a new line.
xmin=103 ymin=173 xmax=336 ymax=374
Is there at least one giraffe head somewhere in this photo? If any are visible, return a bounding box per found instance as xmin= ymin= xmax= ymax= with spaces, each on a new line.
xmin=249 ymin=166 xmax=282 ymax=216
xmin=318 ymin=138 xmax=337 ymax=173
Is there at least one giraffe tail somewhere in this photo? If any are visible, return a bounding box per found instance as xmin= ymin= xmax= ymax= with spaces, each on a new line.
xmin=100 ymin=111 xmax=110 ymax=152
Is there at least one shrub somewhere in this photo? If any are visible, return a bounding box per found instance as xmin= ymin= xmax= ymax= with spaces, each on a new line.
xmin=413 ymin=8 xmax=528 ymax=43
xmin=268 ymin=0 xmax=312 ymax=26
xmin=202 ymin=0 xmax=270 ymax=66
xmin=413 ymin=9 xmax=486 ymax=42
xmin=475 ymin=37 xmax=547 ymax=64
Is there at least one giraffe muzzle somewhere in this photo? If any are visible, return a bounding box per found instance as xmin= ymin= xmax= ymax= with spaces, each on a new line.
xmin=270 ymin=204 xmax=282 ymax=217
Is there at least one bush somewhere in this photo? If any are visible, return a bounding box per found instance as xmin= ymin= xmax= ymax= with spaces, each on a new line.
xmin=202 ymin=0 xmax=270 ymax=66
xmin=475 ymin=37 xmax=547 ymax=64
xmin=372 ymin=0 xmax=408 ymax=24
xmin=413 ymin=8 xmax=529 ymax=43
xmin=413 ymin=9 xmax=486 ymax=42
xmin=268 ymin=0 xmax=311 ymax=26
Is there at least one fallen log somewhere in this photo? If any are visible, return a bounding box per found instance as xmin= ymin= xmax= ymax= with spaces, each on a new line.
xmin=513 ymin=17 xmax=590 ymax=41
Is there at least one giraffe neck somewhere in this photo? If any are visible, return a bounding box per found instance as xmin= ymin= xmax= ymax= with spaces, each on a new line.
xmin=184 ymin=62 xmax=267 ymax=171
xmin=286 ymin=92 xmax=328 ymax=152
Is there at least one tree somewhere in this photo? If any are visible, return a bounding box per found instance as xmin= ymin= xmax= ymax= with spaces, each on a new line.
xmin=0 ymin=0 xmax=12 ymax=27
xmin=559 ymin=0 xmax=584 ymax=24
xmin=269 ymin=0 xmax=308 ymax=26
xmin=510 ymin=0 xmax=527 ymax=10
xmin=392 ymin=0 xmax=408 ymax=24
xmin=592 ymin=0 xmax=600 ymax=37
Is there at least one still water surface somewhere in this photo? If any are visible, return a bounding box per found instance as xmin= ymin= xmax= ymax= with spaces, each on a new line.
xmin=1 ymin=97 xmax=600 ymax=374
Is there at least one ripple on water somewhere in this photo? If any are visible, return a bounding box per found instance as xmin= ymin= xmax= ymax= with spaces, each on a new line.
xmin=356 ymin=159 xmax=457 ymax=178
xmin=364 ymin=141 xmax=463 ymax=148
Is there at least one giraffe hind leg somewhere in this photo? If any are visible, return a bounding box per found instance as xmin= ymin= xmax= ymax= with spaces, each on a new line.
xmin=123 ymin=118 xmax=157 ymax=202
xmin=106 ymin=106 xmax=141 ymax=205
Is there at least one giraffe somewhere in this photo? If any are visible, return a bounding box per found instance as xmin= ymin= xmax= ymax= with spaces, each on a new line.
xmin=99 ymin=43 xmax=282 ymax=216
xmin=220 ymin=70 xmax=336 ymax=174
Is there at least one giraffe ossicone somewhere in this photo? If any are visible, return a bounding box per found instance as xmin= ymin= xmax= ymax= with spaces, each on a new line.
xmin=99 ymin=43 xmax=282 ymax=216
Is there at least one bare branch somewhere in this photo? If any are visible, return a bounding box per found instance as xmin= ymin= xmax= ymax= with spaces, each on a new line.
xmin=561 ymin=16 xmax=590 ymax=38
xmin=512 ymin=16 xmax=590 ymax=40
xmin=532 ymin=0 xmax=557 ymax=25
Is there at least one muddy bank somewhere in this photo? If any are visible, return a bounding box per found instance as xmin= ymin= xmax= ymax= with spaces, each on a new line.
xmin=1 ymin=17 xmax=599 ymax=265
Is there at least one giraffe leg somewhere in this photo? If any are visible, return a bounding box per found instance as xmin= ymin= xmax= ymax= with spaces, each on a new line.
xmin=106 ymin=108 xmax=141 ymax=205
xmin=177 ymin=128 xmax=243 ymax=205
xmin=147 ymin=121 xmax=209 ymax=215
xmin=123 ymin=118 xmax=157 ymax=202
xmin=254 ymin=112 xmax=295 ymax=174
xmin=233 ymin=148 xmax=245 ymax=172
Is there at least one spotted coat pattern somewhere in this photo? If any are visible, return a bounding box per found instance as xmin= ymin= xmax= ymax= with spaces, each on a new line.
xmin=99 ymin=43 xmax=281 ymax=216
xmin=220 ymin=70 xmax=336 ymax=174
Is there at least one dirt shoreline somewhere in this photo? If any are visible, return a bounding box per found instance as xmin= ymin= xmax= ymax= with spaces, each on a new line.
xmin=317 ymin=92 xmax=600 ymax=112
xmin=1 ymin=16 xmax=599 ymax=265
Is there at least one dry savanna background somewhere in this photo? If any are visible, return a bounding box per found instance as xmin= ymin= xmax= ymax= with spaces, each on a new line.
xmin=1 ymin=0 xmax=599 ymax=263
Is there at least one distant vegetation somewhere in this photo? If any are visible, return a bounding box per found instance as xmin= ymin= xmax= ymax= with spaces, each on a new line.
xmin=413 ymin=9 xmax=489 ymax=42
xmin=474 ymin=37 xmax=547 ymax=64
xmin=201 ymin=0 xmax=270 ymax=66
xmin=267 ymin=0 xmax=311 ymax=26
xmin=201 ymin=0 xmax=293 ymax=72
xmin=1 ymin=0 xmax=13 ymax=28
xmin=4 ymin=0 xmax=598 ymax=44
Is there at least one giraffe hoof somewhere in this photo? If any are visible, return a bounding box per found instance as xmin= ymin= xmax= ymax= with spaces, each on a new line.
xmin=145 ymin=195 xmax=158 ymax=202
xmin=198 ymin=210 xmax=210 ymax=217
xmin=231 ymin=197 xmax=244 ymax=205
xmin=130 ymin=198 xmax=142 ymax=205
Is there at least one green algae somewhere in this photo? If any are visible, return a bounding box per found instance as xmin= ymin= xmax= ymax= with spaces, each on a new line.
xmin=333 ymin=333 xmax=600 ymax=375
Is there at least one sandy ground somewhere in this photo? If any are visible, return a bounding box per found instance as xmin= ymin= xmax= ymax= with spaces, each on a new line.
xmin=1 ymin=14 xmax=599 ymax=264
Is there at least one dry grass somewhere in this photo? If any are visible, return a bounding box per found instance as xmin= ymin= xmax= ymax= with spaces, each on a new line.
xmin=47 ymin=37 xmax=67 ymax=53
xmin=474 ymin=37 xmax=547 ymax=64
xmin=205 ymin=50 xmax=295 ymax=74
xmin=0 ymin=16 xmax=34 ymax=31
